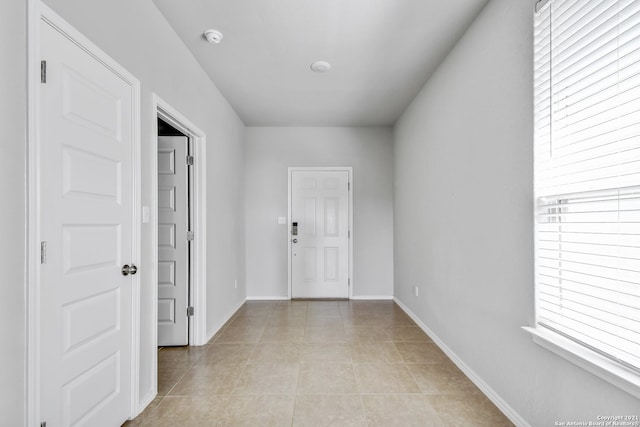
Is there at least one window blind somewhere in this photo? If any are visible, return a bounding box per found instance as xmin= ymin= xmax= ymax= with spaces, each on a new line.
xmin=534 ymin=0 xmax=640 ymax=372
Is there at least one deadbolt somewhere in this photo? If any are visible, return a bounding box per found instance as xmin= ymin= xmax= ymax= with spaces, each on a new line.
xmin=121 ymin=264 xmax=138 ymax=276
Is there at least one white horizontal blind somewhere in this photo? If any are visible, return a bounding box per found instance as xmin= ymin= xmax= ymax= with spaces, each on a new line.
xmin=534 ymin=0 xmax=640 ymax=371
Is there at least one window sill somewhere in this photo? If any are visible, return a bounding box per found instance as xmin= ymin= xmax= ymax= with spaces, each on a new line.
xmin=522 ymin=326 xmax=640 ymax=400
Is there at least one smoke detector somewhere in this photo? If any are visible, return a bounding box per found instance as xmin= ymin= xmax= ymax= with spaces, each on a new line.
xmin=203 ymin=29 xmax=223 ymax=44
xmin=310 ymin=61 xmax=331 ymax=73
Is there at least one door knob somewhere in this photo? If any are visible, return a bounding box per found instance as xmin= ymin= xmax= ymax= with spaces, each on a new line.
xmin=292 ymin=238 xmax=298 ymax=243
xmin=122 ymin=264 xmax=138 ymax=276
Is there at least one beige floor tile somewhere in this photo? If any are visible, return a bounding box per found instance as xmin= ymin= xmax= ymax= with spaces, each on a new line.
xmin=305 ymin=314 xmax=344 ymax=327
xmin=197 ymin=343 xmax=255 ymax=366
xmin=232 ymin=362 xmax=299 ymax=395
xmin=214 ymin=325 xmax=265 ymax=343
xmin=306 ymin=301 xmax=341 ymax=315
xmin=300 ymin=342 xmax=352 ymax=362
xmin=361 ymin=394 xmax=445 ymax=427
xmin=127 ymin=301 xmax=512 ymax=426
xmin=292 ymin=395 xmax=367 ymax=427
xmin=236 ymin=301 xmax=277 ymax=313
xmin=407 ymin=361 xmax=479 ymax=394
xmin=158 ymin=346 xmax=207 ymax=368
xmin=427 ymin=392 xmax=514 ymax=427
xmin=340 ymin=314 xmax=385 ymax=327
xmin=385 ymin=326 xmax=431 ymax=342
xmin=354 ymin=363 xmax=421 ymax=393
xmin=343 ymin=326 xmax=390 ymax=342
xmin=168 ymin=364 xmax=244 ymax=396
xmin=350 ymin=342 xmax=404 ymax=363
xmin=228 ymin=315 xmax=272 ymax=328
xmin=297 ymin=362 xmax=358 ymax=394
xmin=395 ymin=341 xmax=448 ymax=364
xmin=248 ymin=342 xmax=302 ymax=363
xmin=122 ymin=396 xmax=164 ymax=426
xmin=273 ymin=301 xmax=308 ymax=316
xmin=266 ymin=313 xmax=307 ymax=327
xmin=218 ymin=395 xmax=295 ymax=426
xmin=139 ymin=396 xmax=228 ymax=427
xmin=304 ymin=325 xmax=348 ymax=342
xmin=384 ymin=313 xmax=416 ymax=326
xmin=157 ymin=367 xmax=190 ymax=396
xmin=260 ymin=325 xmax=305 ymax=342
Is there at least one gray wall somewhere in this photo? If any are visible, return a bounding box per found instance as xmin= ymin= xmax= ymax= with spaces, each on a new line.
xmin=245 ymin=127 xmax=394 ymax=299
xmin=0 ymin=2 xmax=27 ymax=425
xmin=393 ymin=0 xmax=640 ymax=424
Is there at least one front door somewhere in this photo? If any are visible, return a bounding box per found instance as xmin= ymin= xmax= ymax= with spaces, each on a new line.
xmin=291 ymin=169 xmax=350 ymax=298
xmin=39 ymin=15 xmax=136 ymax=426
xmin=157 ymin=136 xmax=190 ymax=346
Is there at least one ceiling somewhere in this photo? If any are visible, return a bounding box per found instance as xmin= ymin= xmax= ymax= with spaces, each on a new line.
xmin=152 ymin=0 xmax=489 ymax=127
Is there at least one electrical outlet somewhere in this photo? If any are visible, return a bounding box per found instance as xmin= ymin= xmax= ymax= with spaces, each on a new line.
xmin=234 ymin=279 xmax=238 ymax=289
xmin=414 ymin=286 xmax=419 ymax=297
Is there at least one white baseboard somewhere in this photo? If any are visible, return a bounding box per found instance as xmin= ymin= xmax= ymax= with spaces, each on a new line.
xmin=133 ymin=390 xmax=157 ymax=420
xmin=246 ymin=295 xmax=394 ymax=301
xmin=204 ymin=298 xmax=246 ymax=344
xmin=393 ymin=297 xmax=530 ymax=427
xmin=350 ymin=295 xmax=393 ymax=300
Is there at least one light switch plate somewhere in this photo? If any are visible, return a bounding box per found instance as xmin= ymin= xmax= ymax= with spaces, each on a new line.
xmin=277 ymin=216 xmax=287 ymax=225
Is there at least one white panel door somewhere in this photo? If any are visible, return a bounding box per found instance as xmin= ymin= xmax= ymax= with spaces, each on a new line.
xmin=291 ymin=170 xmax=350 ymax=298
xmin=39 ymin=19 xmax=134 ymax=427
xmin=157 ymin=136 xmax=189 ymax=346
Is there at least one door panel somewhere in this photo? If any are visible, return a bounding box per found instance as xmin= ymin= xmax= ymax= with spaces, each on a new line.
xmin=40 ymin=19 xmax=134 ymax=427
xmin=291 ymin=170 xmax=349 ymax=298
xmin=157 ymin=136 xmax=189 ymax=346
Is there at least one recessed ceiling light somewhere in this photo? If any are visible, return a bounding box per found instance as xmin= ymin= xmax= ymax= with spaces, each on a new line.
xmin=310 ymin=61 xmax=331 ymax=73
xmin=203 ymin=29 xmax=223 ymax=44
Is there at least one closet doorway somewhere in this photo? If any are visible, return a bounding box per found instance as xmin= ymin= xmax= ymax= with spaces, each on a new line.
xmin=152 ymin=96 xmax=208 ymax=354
xmin=157 ymin=119 xmax=192 ymax=346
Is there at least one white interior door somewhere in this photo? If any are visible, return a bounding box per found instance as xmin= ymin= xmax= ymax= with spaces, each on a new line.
xmin=291 ymin=170 xmax=350 ymax=298
xmin=39 ymin=18 xmax=135 ymax=427
xmin=157 ymin=136 xmax=190 ymax=346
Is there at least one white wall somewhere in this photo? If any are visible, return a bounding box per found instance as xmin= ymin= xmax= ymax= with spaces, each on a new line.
xmin=393 ymin=0 xmax=640 ymax=424
xmin=0 ymin=2 xmax=27 ymax=425
xmin=245 ymin=127 xmax=394 ymax=299
xmin=35 ymin=0 xmax=246 ymax=412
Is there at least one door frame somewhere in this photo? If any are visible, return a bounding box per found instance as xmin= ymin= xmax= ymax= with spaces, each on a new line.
xmin=152 ymin=95 xmax=207 ymax=351
xmin=287 ymin=167 xmax=353 ymax=300
xmin=26 ymin=1 xmax=142 ymax=424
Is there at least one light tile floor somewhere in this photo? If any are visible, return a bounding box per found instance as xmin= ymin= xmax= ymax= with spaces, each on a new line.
xmin=124 ymin=300 xmax=513 ymax=426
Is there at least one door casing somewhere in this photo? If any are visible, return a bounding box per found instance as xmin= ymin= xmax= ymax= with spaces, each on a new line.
xmin=151 ymin=95 xmax=208 ymax=361
xmin=27 ymin=1 xmax=141 ymax=423
xmin=287 ymin=167 xmax=353 ymax=299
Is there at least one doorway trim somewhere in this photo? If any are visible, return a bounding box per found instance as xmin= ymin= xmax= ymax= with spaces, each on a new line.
xmin=151 ymin=95 xmax=208 ymax=352
xmin=287 ymin=167 xmax=353 ymax=300
xmin=27 ymin=2 xmax=142 ymax=424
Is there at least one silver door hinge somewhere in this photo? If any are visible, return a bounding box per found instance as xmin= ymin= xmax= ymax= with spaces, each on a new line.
xmin=41 ymin=60 xmax=47 ymax=83
xmin=348 ymin=182 xmax=350 ymax=191
xmin=41 ymin=422 xmax=47 ymax=427
xmin=186 ymin=230 xmax=194 ymax=241
xmin=186 ymin=155 xmax=194 ymax=166
xmin=348 ymin=278 xmax=351 ymax=286
xmin=187 ymin=306 xmax=194 ymax=316
xmin=348 ymin=230 xmax=351 ymax=238
xmin=40 ymin=241 xmax=47 ymax=264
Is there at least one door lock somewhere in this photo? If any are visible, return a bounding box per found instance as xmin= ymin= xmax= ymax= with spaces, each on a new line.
xmin=121 ymin=264 xmax=138 ymax=276
xmin=292 ymin=238 xmax=298 ymax=243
